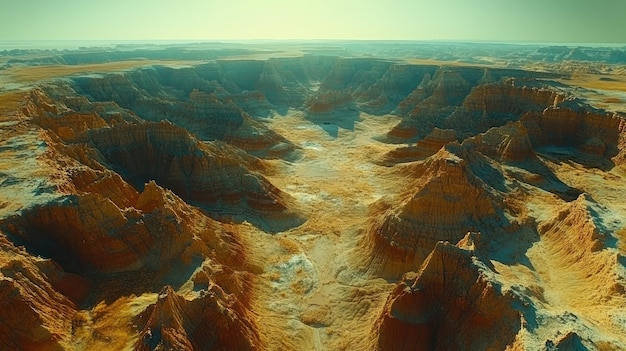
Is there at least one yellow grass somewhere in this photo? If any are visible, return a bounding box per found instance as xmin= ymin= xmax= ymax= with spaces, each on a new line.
xmin=0 ymin=91 xmax=26 ymax=115
xmin=4 ymin=60 xmax=204 ymax=83
xmin=404 ymin=58 xmax=502 ymax=69
xmin=563 ymin=73 xmax=626 ymax=92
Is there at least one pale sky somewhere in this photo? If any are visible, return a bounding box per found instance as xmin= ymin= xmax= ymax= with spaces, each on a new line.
xmin=1 ymin=0 xmax=625 ymax=43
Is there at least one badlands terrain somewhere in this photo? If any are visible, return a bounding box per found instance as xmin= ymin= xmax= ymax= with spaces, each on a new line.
xmin=1 ymin=41 xmax=626 ymax=350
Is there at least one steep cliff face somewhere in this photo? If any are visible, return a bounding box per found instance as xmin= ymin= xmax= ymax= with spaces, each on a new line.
xmin=22 ymin=89 xmax=304 ymax=232
xmin=521 ymin=101 xmax=626 ymax=169
xmin=21 ymin=89 xmax=108 ymax=143
xmin=462 ymin=121 xmax=536 ymax=163
xmin=444 ymin=82 xmax=564 ymax=137
xmin=375 ymin=242 xmax=521 ymax=351
xmin=0 ymin=233 xmax=83 ymax=351
xmin=367 ymin=147 xmax=505 ymax=277
xmin=311 ymin=59 xmax=434 ymax=115
xmin=135 ymin=284 xmax=260 ymax=351
xmin=3 ymin=180 xmax=245 ymax=275
xmin=387 ymin=68 xmax=473 ymax=141
xmin=86 ymin=121 xmax=303 ymax=231
xmin=70 ymin=69 xmax=299 ymax=159
xmin=3 ymin=49 xmax=626 ymax=350
xmin=388 ymin=76 xmax=567 ymax=143
xmin=381 ymin=128 xmax=457 ymax=165
xmin=1 ymin=92 xmax=260 ymax=349
xmin=385 ymin=77 xmax=626 ymax=195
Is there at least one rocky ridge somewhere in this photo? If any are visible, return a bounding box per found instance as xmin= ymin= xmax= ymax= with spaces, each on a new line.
xmin=375 ymin=240 xmax=521 ymax=351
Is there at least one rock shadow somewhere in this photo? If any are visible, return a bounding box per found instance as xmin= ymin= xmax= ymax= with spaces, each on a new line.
xmin=305 ymin=108 xmax=360 ymax=139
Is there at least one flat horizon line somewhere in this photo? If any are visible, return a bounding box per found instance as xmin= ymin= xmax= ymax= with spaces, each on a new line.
xmin=1 ymin=39 xmax=625 ymax=51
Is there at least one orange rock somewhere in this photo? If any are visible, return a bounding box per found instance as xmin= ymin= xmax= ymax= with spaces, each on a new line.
xmin=538 ymin=194 xmax=625 ymax=297
xmin=0 ymin=233 xmax=80 ymax=350
xmin=64 ymin=167 xmax=139 ymax=208
xmin=23 ymin=89 xmax=108 ymax=143
xmin=135 ymin=285 xmax=260 ymax=351
xmin=462 ymin=121 xmax=535 ymax=163
xmin=375 ymin=242 xmax=521 ymax=351
xmin=3 ymin=180 xmax=245 ymax=274
xmin=367 ymin=147 xmax=502 ymax=277
xmin=85 ymin=121 xmax=303 ymax=231
xmin=458 ymin=82 xmax=563 ymax=118
xmin=521 ymin=103 xmax=626 ymax=168
xmin=385 ymin=125 xmax=419 ymax=141
xmin=305 ymin=90 xmax=356 ymax=116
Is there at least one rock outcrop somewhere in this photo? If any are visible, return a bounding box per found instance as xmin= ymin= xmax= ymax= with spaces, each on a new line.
xmin=70 ymin=70 xmax=299 ymax=159
xmin=3 ymin=46 xmax=626 ymax=350
xmin=23 ymin=88 xmax=304 ymax=231
xmin=2 ymin=181 xmax=244 ymax=275
xmin=521 ymin=101 xmax=626 ymax=169
xmin=381 ymin=128 xmax=457 ymax=165
xmin=443 ymin=82 xmax=564 ymax=137
xmin=462 ymin=121 xmax=535 ymax=163
xmin=21 ymin=89 xmax=109 ymax=143
xmin=0 ymin=233 xmax=83 ymax=351
xmin=367 ymin=147 xmax=505 ymax=277
xmin=538 ymin=194 xmax=625 ymax=298
xmin=388 ymin=76 xmax=568 ymax=143
xmin=387 ymin=68 xmax=473 ymax=141
xmin=135 ymin=284 xmax=260 ymax=351
xmin=375 ymin=242 xmax=521 ymax=351
xmin=86 ymin=121 xmax=303 ymax=231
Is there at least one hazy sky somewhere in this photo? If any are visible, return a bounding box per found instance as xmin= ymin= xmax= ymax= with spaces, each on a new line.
xmin=1 ymin=0 xmax=625 ymax=43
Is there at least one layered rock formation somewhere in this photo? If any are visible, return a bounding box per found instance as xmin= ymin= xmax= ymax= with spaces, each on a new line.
xmin=375 ymin=241 xmax=521 ymax=351
xmin=393 ymin=75 xmax=626 ymax=171
xmin=1 ymin=91 xmax=262 ymax=349
xmin=381 ymin=128 xmax=457 ymax=165
xmin=21 ymin=90 xmax=304 ymax=232
xmin=0 ymin=233 xmax=83 ymax=351
xmin=367 ymin=147 xmax=506 ymax=277
xmin=86 ymin=121 xmax=303 ymax=231
xmin=135 ymin=284 xmax=259 ymax=351
xmin=387 ymin=68 xmax=473 ymax=141
xmin=69 ymin=69 xmax=299 ymax=159
xmin=462 ymin=121 xmax=535 ymax=164
xmin=538 ymin=194 xmax=625 ymax=298
xmin=521 ymin=100 xmax=626 ymax=169
xmin=3 ymin=180 xmax=245 ymax=275
xmin=443 ymin=81 xmax=564 ymax=137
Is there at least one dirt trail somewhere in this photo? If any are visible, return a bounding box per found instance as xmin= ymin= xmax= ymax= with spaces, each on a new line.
xmin=248 ymin=111 xmax=402 ymax=350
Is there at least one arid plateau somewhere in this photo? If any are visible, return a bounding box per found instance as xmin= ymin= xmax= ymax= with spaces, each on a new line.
xmin=1 ymin=41 xmax=626 ymax=350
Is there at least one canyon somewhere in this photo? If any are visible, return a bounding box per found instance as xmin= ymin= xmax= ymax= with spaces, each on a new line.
xmin=1 ymin=42 xmax=626 ymax=350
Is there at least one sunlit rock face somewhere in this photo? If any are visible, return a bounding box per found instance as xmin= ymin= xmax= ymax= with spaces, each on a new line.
xmin=20 ymin=89 xmax=305 ymax=232
xmin=134 ymin=285 xmax=260 ymax=351
xmin=521 ymin=100 xmax=626 ymax=169
xmin=2 ymin=44 xmax=626 ymax=351
xmin=375 ymin=242 xmax=521 ymax=351
xmin=366 ymin=147 xmax=507 ymax=278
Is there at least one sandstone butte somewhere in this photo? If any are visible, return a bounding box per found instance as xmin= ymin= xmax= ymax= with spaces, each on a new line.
xmin=0 ymin=47 xmax=625 ymax=350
